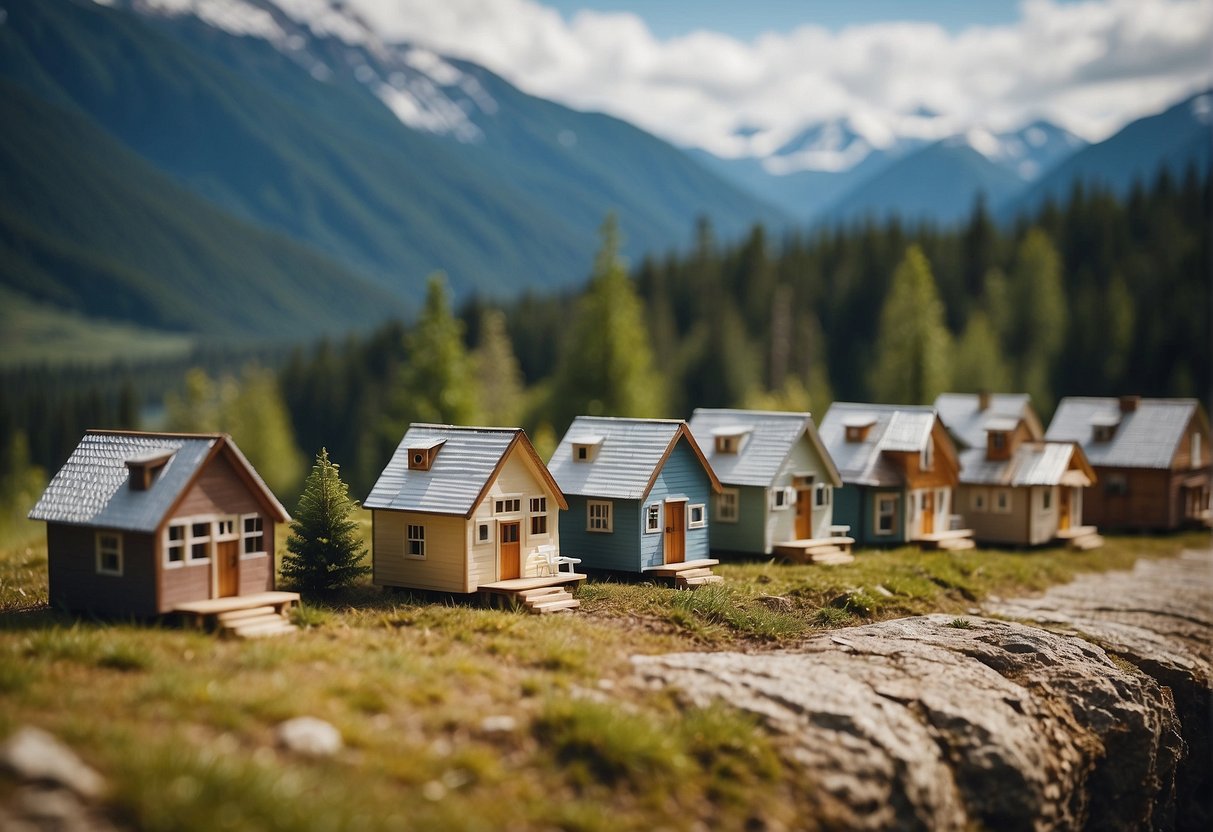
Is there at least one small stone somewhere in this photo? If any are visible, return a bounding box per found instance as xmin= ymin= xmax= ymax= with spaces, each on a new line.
xmin=0 ymin=727 xmax=106 ymax=798
xmin=275 ymin=717 xmax=343 ymax=756
xmin=872 ymin=584 xmax=894 ymax=598
xmin=478 ymin=715 xmax=517 ymax=734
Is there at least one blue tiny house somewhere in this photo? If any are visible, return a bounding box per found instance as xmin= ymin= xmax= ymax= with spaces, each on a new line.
xmin=548 ymin=417 xmax=723 ymax=584
xmin=688 ymin=409 xmax=843 ymax=556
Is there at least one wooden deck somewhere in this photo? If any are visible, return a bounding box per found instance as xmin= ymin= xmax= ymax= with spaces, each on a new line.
xmin=643 ymin=558 xmax=724 ymax=588
xmin=914 ymin=529 xmax=976 ymax=551
xmin=479 ymin=573 xmax=587 ymax=614
xmin=774 ymin=537 xmax=855 ymax=565
xmin=172 ymin=591 xmax=300 ymax=638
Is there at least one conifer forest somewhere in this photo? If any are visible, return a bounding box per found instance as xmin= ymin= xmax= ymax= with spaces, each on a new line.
xmin=1 ymin=167 xmax=1208 ymax=514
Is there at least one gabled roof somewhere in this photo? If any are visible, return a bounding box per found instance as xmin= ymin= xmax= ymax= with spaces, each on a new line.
xmin=818 ymin=403 xmax=940 ymax=487
xmin=958 ymin=441 xmax=1095 ymax=487
xmin=549 ymin=416 xmax=721 ymax=500
xmin=1045 ymin=397 xmax=1206 ymax=469
xmin=934 ymin=393 xmax=1042 ymax=449
xmin=688 ymin=408 xmax=842 ymax=488
xmin=365 ymin=425 xmax=566 ymax=517
xmin=29 ymin=431 xmax=289 ymax=532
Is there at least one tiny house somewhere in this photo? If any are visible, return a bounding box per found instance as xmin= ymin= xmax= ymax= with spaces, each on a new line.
xmin=28 ymin=431 xmax=290 ymax=617
xmin=366 ymin=425 xmax=573 ymax=594
xmin=819 ymin=404 xmax=972 ymax=549
xmin=688 ymin=408 xmax=842 ymax=555
xmin=548 ymin=417 xmax=722 ymax=582
xmin=936 ymin=393 xmax=1098 ymax=548
xmin=1045 ymin=397 xmax=1211 ymax=531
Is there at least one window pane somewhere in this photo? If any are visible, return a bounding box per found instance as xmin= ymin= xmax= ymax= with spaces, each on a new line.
xmin=192 ymin=523 xmax=209 ymax=538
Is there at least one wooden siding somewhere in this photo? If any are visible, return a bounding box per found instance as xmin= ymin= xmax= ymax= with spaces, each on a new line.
xmin=1084 ymin=467 xmax=1175 ymax=530
xmin=711 ymin=485 xmax=766 ymax=554
xmin=639 ymin=439 xmax=712 ymax=569
xmin=559 ymin=495 xmax=641 ymax=572
xmin=159 ymin=562 xmax=210 ymax=612
xmin=47 ymin=523 xmax=158 ymax=617
xmin=770 ymin=439 xmax=835 ymax=547
xmin=959 ymin=485 xmax=1040 ymax=546
xmin=372 ymin=510 xmax=467 ymax=592
xmin=1171 ymin=415 xmax=1210 ymax=470
xmin=172 ymin=452 xmax=266 ymax=519
xmin=834 ymin=486 xmax=907 ymax=545
xmin=467 ymin=448 xmax=563 ymax=589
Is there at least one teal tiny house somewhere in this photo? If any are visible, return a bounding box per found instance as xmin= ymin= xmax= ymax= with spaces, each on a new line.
xmin=548 ymin=417 xmax=723 ymax=585
xmin=688 ymin=409 xmax=843 ymax=556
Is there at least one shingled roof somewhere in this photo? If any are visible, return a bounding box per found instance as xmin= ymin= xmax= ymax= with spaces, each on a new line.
xmin=688 ymin=408 xmax=841 ymax=488
xmin=1045 ymin=397 xmax=1205 ymax=469
xmin=958 ymin=442 xmax=1094 ymax=487
xmin=548 ymin=417 xmax=721 ymax=500
xmin=28 ymin=431 xmax=289 ymax=532
xmin=365 ymin=425 xmax=566 ymax=517
xmin=818 ymin=403 xmax=940 ymax=487
xmin=934 ymin=393 xmax=1042 ymax=449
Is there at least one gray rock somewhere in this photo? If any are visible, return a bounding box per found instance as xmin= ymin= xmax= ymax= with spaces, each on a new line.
xmin=0 ymin=727 xmax=106 ymax=799
xmin=275 ymin=716 xmax=343 ymax=756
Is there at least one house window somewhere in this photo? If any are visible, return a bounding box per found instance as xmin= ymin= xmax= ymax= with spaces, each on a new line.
xmin=495 ymin=497 xmax=521 ymax=514
xmin=991 ymin=432 xmax=1007 ymax=451
xmin=1193 ymin=433 xmax=1203 ymax=468
xmin=477 ymin=522 xmax=492 ymax=543
xmin=815 ymin=485 xmax=831 ymax=507
xmin=921 ymin=436 xmax=934 ymax=471
xmin=717 ymin=489 xmax=739 ymax=523
xmin=577 ymin=446 xmax=589 ymax=460
xmin=241 ymin=514 xmax=265 ymax=555
xmin=970 ymin=489 xmax=987 ymax=512
xmin=993 ymin=489 xmax=1012 ymax=514
xmin=1105 ymin=474 xmax=1129 ymax=496
xmin=587 ymin=501 xmax=613 ymax=533
xmin=407 ymin=524 xmax=425 ymax=558
xmin=529 ymin=497 xmax=546 ymax=513
xmin=1042 ymin=489 xmax=1052 ymax=510
xmin=165 ymin=523 xmax=186 ymax=566
xmin=1093 ymin=423 xmax=1117 ymax=442
xmin=214 ymin=518 xmax=236 ymax=538
xmin=645 ymin=503 xmax=661 ymax=534
xmin=688 ymin=504 xmax=706 ymax=529
xmin=190 ymin=521 xmax=211 ymax=562
xmin=770 ymin=487 xmax=790 ymax=510
xmin=875 ymin=495 xmax=898 ymax=535
xmin=715 ymin=435 xmax=740 ymax=454
xmin=529 ymin=497 xmax=549 ymax=536
xmin=96 ymin=532 xmax=123 ymax=576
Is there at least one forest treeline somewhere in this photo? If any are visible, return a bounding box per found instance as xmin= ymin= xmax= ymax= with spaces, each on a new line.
xmin=1 ymin=165 xmax=1208 ymax=517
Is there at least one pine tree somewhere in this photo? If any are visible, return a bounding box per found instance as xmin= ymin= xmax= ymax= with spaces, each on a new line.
xmin=281 ymin=448 xmax=369 ymax=595
xmin=952 ymin=311 xmax=1012 ymax=393
xmin=1008 ymin=229 xmax=1067 ymax=411
xmin=868 ymin=245 xmax=953 ymax=404
xmin=473 ymin=309 xmax=524 ymax=426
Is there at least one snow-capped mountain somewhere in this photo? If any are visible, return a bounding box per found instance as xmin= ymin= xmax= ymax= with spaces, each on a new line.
xmin=955 ymin=121 xmax=1087 ymax=181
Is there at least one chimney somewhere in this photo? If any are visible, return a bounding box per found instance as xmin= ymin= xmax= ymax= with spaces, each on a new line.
xmin=977 ymin=390 xmax=991 ymax=412
xmin=1119 ymin=395 xmax=1141 ymax=414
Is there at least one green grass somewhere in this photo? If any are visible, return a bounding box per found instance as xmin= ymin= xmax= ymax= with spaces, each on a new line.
xmin=0 ymin=525 xmax=1205 ymax=829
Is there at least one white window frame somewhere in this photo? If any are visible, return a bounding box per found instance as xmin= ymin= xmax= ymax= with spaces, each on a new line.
xmin=644 ymin=502 xmax=662 ymax=534
xmin=240 ymin=513 xmax=267 ymax=559
xmin=213 ymin=516 xmax=238 ymax=540
xmin=993 ymin=489 xmax=1012 ymax=514
xmin=1041 ymin=488 xmax=1053 ymax=511
xmin=716 ymin=488 xmax=740 ymax=524
xmin=494 ymin=495 xmax=522 ymax=516
xmin=687 ymin=503 xmax=706 ymax=529
xmin=970 ymin=489 xmax=988 ymax=513
xmin=96 ymin=531 xmax=123 ymax=576
xmin=770 ymin=486 xmax=792 ymax=511
xmin=188 ymin=519 xmax=212 ymax=564
xmin=815 ymin=484 xmax=831 ymax=507
xmin=476 ymin=519 xmax=494 ymax=545
xmin=587 ymin=500 xmax=613 ymax=533
xmin=875 ymin=494 xmax=898 ymax=536
xmin=164 ymin=522 xmax=187 ymax=568
xmin=406 ymin=524 xmax=426 ymax=559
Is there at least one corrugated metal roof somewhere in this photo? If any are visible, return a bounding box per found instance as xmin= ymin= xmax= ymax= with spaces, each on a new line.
xmin=819 ymin=403 xmax=938 ymax=487
xmin=1045 ymin=397 xmax=1200 ymax=469
xmin=29 ymin=433 xmax=217 ymax=532
xmin=959 ymin=442 xmax=1081 ymax=486
xmin=365 ymin=425 xmax=524 ymax=515
xmin=934 ymin=393 xmax=1034 ymax=449
xmin=688 ymin=408 xmax=840 ymax=488
xmin=549 ymin=417 xmax=687 ymax=500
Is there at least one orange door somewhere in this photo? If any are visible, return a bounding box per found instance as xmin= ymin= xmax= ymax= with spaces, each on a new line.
xmin=500 ymin=522 xmax=521 ymax=580
xmin=218 ymin=540 xmax=240 ymax=597
xmin=795 ymin=488 xmax=813 ymax=539
xmin=921 ymin=491 xmax=935 ymax=535
xmin=1059 ymin=488 xmax=1071 ymax=530
xmin=664 ymin=501 xmax=686 ymax=564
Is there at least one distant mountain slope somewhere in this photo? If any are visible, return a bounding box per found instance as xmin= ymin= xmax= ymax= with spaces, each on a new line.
xmin=1006 ymin=91 xmax=1212 ymax=217
xmin=0 ymin=79 xmax=403 ymax=338
xmin=0 ymin=0 xmax=787 ymax=303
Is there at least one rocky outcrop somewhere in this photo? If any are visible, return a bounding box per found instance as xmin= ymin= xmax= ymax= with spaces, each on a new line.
xmin=634 ymin=549 xmax=1212 ymax=831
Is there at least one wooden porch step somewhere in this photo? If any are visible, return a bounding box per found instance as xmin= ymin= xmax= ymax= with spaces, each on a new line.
xmin=517 ymin=586 xmax=569 ymax=600
xmin=937 ymin=537 xmax=976 ymax=551
xmin=217 ymin=606 xmax=277 ymax=624
xmin=239 ymin=620 xmax=300 ymax=638
xmin=678 ymin=574 xmax=724 ymax=587
xmin=645 ymin=559 xmax=720 ymax=578
xmin=222 ymin=612 xmax=298 ymax=639
xmin=674 ymin=567 xmax=716 ymax=580
xmin=528 ymin=598 xmax=581 ymax=614
xmin=811 ymin=551 xmax=856 ymax=565
xmin=1068 ymin=533 xmax=1104 ymax=551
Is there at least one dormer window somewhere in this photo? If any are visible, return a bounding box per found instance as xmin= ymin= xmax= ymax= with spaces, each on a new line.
xmin=843 ymin=415 xmax=876 ymax=443
xmin=407 ymin=439 xmax=445 ymax=471
xmin=125 ymin=450 xmax=174 ymax=491
xmin=991 ymin=432 xmax=1006 ymax=451
xmin=1091 ymin=415 xmax=1120 ymax=443
xmin=712 ymin=426 xmax=752 ymax=455
xmin=570 ymin=435 xmax=604 ymax=463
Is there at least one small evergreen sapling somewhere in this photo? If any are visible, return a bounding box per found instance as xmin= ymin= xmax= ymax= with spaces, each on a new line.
xmin=282 ymin=448 xmax=369 ymax=595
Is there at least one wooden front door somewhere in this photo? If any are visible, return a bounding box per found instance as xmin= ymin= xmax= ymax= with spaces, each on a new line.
xmin=795 ymin=488 xmax=813 ymax=539
xmin=499 ymin=522 xmax=521 ymax=580
xmin=1059 ymin=488 xmax=1071 ymax=530
xmin=664 ymin=501 xmax=686 ymax=564
xmin=920 ymin=491 xmax=935 ymax=535
xmin=217 ymin=540 xmax=240 ymax=597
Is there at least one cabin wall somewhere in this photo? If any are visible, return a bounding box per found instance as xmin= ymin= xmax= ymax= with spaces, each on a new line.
xmin=467 ymin=449 xmax=563 ymax=588
xmin=711 ymin=485 xmax=765 ymax=554
xmin=640 ymin=439 xmax=712 ymax=568
xmin=174 ymin=453 xmax=265 ymax=517
xmin=1084 ymin=467 xmax=1176 ymax=530
xmin=835 ymin=486 xmax=906 ymax=545
xmin=958 ymin=485 xmax=1040 ymax=546
xmin=373 ymin=510 xmax=467 ymax=592
xmin=46 ymin=523 xmax=158 ymax=617
xmin=559 ymin=495 xmax=641 ymax=572
xmin=771 ymin=438 xmax=835 ymax=544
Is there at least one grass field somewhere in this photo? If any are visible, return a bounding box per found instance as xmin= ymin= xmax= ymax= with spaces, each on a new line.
xmin=0 ymin=521 xmax=1206 ymax=831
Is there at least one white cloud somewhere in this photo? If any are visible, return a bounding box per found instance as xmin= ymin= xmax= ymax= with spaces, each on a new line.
xmin=343 ymin=0 xmax=1213 ymax=157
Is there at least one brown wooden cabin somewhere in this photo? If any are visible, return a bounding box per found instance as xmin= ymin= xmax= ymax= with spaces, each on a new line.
xmin=28 ymin=431 xmax=290 ymax=617
xmin=1045 ymin=397 xmax=1211 ymax=531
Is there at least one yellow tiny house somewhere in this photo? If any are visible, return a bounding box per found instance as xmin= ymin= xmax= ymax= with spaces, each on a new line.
xmin=367 ymin=425 xmax=573 ymax=597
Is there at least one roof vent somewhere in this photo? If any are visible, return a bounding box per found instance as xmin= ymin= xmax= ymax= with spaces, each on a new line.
xmin=1119 ymin=395 xmax=1141 ymax=413
xmin=570 ymin=435 xmax=605 ymax=463
xmin=125 ymin=450 xmax=175 ymax=491
xmin=407 ymin=439 xmax=445 ymax=471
